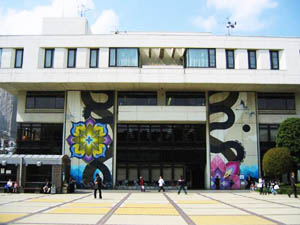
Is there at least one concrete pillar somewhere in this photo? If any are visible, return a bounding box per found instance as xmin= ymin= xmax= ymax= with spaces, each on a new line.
xmin=54 ymin=48 xmax=67 ymax=68
xmin=76 ymin=48 xmax=89 ymax=68
xmin=257 ymin=50 xmax=270 ymax=70
xmin=235 ymin=49 xmax=248 ymax=69
xmin=100 ymin=48 xmax=109 ymax=68
xmin=216 ymin=49 xmax=226 ymax=69
xmin=52 ymin=165 xmax=62 ymax=193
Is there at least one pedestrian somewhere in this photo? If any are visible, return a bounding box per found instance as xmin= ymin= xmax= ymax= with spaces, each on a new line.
xmin=177 ymin=175 xmax=187 ymax=194
xmin=140 ymin=176 xmax=145 ymax=192
xmin=288 ymin=172 xmax=298 ymax=198
xmin=42 ymin=179 xmax=51 ymax=194
xmin=4 ymin=179 xmax=13 ymax=193
xmin=158 ymin=176 xmax=165 ymax=192
xmin=258 ymin=177 xmax=264 ymax=195
xmin=13 ymin=181 xmax=18 ymax=193
xmin=94 ymin=174 xmax=102 ymax=199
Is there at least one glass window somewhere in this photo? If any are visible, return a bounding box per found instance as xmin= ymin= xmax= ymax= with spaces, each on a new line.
xmin=118 ymin=92 xmax=157 ymax=105
xmin=258 ymin=93 xmax=295 ymax=111
xmin=248 ymin=50 xmax=256 ymax=69
xmin=26 ymin=91 xmax=65 ymax=109
xmin=90 ymin=48 xmax=99 ymax=68
xmin=226 ymin=50 xmax=235 ymax=69
xmin=0 ymin=48 xmax=2 ymax=68
xmin=166 ymin=92 xmax=205 ymax=106
xmin=15 ymin=49 xmax=23 ymax=68
xmin=44 ymin=49 xmax=54 ymax=68
xmin=186 ymin=48 xmax=216 ymax=68
xmin=16 ymin=123 xmax=63 ymax=155
xmin=109 ymin=48 xmax=139 ymax=67
xmin=270 ymin=50 xmax=279 ymax=70
xmin=67 ymin=49 xmax=76 ymax=68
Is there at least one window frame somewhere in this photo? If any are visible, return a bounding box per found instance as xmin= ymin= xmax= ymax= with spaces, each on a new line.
xmin=25 ymin=91 xmax=65 ymax=111
xmin=67 ymin=48 xmax=77 ymax=68
xmin=109 ymin=48 xmax=139 ymax=67
xmin=185 ymin=48 xmax=216 ymax=68
xmin=270 ymin=50 xmax=279 ymax=70
xmin=44 ymin=48 xmax=54 ymax=68
xmin=248 ymin=50 xmax=257 ymax=69
xmin=15 ymin=49 xmax=24 ymax=68
xmin=118 ymin=91 xmax=157 ymax=106
xmin=89 ymin=48 xmax=99 ymax=68
xmin=226 ymin=49 xmax=235 ymax=69
xmin=257 ymin=92 xmax=296 ymax=112
xmin=165 ymin=92 xmax=206 ymax=106
xmin=0 ymin=48 xmax=2 ymax=68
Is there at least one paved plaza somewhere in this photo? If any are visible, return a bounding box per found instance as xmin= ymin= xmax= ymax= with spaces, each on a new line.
xmin=0 ymin=190 xmax=299 ymax=225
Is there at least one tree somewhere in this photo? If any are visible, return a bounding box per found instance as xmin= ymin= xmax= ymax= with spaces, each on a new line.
xmin=276 ymin=118 xmax=300 ymax=168
xmin=262 ymin=147 xmax=293 ymax=178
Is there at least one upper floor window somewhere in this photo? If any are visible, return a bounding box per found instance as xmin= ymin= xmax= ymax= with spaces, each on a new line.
xmin=259 ymin=124 xmax=279 ymax=143
xmin=15 ymin=49 xmax=23 ymax=68
xmin=109 ymin=48 xmax=139 ymax=67
xmin=270 ymin=50 xmax=279 ymax=70
xmin=67 ymin=48 xmax=77 ymax=68
xmin=248 ymin=50 xmax=256 ymax=69
xmin=26 ymin=91 xmax=65 ymax=110
xmin=44 ymin=49 xmax=54 ymax=68
xmin=226 ymin=50 xmax=235 ymax=69
xmin=166 ymin=92 xmax=206 ymax=106
xmin=118 ymin=92 xmax=157 ymax=105
xmin=90 ymin=48 xmax=99 ymax=68
xmin=0 ymin=48 xmax=2 ymax=68
xmin=258 ymin=93 xmax=295 ymax=111
xmin=185 ymin=48 xmax=216 ymax=68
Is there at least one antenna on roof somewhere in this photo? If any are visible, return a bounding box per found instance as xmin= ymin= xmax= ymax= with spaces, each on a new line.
xmin=226 ymin=19 xmax=237 ymax=36
xmin=76 ymin=0 xmax=91 ymax=17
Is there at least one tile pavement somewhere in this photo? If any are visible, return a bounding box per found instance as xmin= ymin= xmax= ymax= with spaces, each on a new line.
xmin=0 ymin=190 xmax=299 ymax=225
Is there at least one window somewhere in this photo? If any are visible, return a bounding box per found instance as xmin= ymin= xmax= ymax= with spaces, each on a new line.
xmin=166 ymin=92 xmax=205 ymax=106
xmin=0 ymin=48 xmax=2 ymax=67
xmin=26 ymin=91 xmax=65 ymax=109
xmin=109 ymin=48 xmax=139 ymax=67
xmin=226 ymin=50 xmax=235 ymax=69
xmin=185 ymin=48 xmax=216 ymax=68
xmin=16 ymin=123 xmax=63 ymax=155
xmin=258 ymin=93 xmax=295 ymax=111
xmin=248 ymin=50 xmax=256 ymax=69
xmin=118 ymin=92 xmax=157 ymax=105
xmin=44 ymin=49 xmax=54 ymax=68
xmin=67 ymin=49 xmax=76 ymax=68
xmin=270 ymin=50 xmax=279 ymax=70
xmin=90 ymin=49 xmax=99 ymax=68
xmin=15 ymin=49 xmax=23 ymax=68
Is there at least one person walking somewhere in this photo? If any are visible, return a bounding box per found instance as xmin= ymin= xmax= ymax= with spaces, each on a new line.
xmin=94 ymin=174 xmax=102 ymax=199
xmin=140 ymin=176 xmax=145 ymax=192
xmin=288 ymin=172 xmax=298 ymax=198
xmin=258 ymin=177 xmax=264 ymax=195
xmin=177 ymin=175 xmax=187 ymax=194
xmin=158 ymin=176 xmax=165 ymax=192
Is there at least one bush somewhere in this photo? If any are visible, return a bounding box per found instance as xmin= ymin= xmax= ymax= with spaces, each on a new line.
xmin=262 ymin=147 xmax=293 ymax=178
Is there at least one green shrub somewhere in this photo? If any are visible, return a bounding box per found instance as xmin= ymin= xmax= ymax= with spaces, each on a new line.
xmin=262 ymin=147 xmax=293 ymax=178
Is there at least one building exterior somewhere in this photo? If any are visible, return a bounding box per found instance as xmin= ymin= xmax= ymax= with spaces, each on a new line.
xmin=0 ymin=17 xmax=299 ymax=192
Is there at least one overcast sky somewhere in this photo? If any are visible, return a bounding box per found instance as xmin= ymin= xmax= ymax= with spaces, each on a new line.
xmin=1 ymin=0 xmax=300 ymax=37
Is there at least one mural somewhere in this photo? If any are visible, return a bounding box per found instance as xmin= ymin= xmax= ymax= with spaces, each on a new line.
xmin=65 ymin=91 xmax=114 ymax=188
xmin=209 ymin=92 xmax=259 ymax=189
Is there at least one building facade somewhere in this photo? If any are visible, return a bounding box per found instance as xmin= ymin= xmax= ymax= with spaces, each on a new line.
xmin=0 ymin=18 xmax=299 ymax=191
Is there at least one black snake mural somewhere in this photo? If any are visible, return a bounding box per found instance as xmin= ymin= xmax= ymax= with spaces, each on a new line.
xmin=81 ymin=91 xmax=114 ymax=187
xmin=209 ymin=92 xmax=246 ymax=162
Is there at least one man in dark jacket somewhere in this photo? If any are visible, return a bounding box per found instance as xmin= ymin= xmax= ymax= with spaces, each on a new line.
xmin=288 ymin=172 xmax=298 ymax=198
xmin=94 ymin=174 xmax=102 ymax=199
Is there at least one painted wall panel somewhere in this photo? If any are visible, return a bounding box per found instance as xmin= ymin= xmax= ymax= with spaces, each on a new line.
xmin=65 ymin=90 xmax=114 ymax=188
xmin=209 ymin=91 xmax=258 ymax=190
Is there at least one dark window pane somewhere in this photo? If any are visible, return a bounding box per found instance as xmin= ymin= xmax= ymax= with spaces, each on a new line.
xmin=270 ymin=51 xmax=279 ymax=70
xmin=35 ymin=97 xmax=55 ymax=109
xmin=67 ymin=49 xmax=76 ymax=68
xmin=226 ymin=50 xmax=234 ymax=69
xmin=116 ymin=48 xmax=138 ymax=67
xmin=209 ymin=49 xmax=216 ymax=67
xmin=26 ymin=97 xmax=35 ymax=108
xmin=15 ymin=49 xmax=23 ymax=68
xmin=0 ymin=48 xmax=2 ymax=67
xmin=139 ymin=125 xmax=151 ymax=142
xmin=162 ymin=125 xmax=173 ymax=142
xmin=248 ymin=50 xmax=256 ymax=69
xmin=118 ymin=92 xmax=157 ymax=106
xmin=90 ymin=49 xmax=99 ymax=68
xmin=55 ymin=97 xmax=65 ymax=109
xmin=44 ymin=49 xmax=54 ymax=68
xmin=26 ymin=92 xmax=65 ymax=110
xmin=151 ymin=125 xmax=161 ymax=143
xmin=258 ymin=93 xmax=295 ymax=110
xmin=128 ymin=125 xmax=138 ymax=142
xmin=109 ymin=48 xmax=116 ymax=66
xmin=166 ymin=92 xmax=205 ymax=106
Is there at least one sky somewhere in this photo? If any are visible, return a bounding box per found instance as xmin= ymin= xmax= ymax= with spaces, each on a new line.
xmin=0 ymin=0 xmax=300 ymax=37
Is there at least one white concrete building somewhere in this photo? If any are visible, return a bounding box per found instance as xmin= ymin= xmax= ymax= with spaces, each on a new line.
xmin=0 ymin=17 xmax=299 ymax=192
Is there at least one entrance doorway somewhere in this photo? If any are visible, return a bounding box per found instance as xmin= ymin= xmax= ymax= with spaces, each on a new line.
xmin=116 ymin=124 xmax=206 ymax=189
